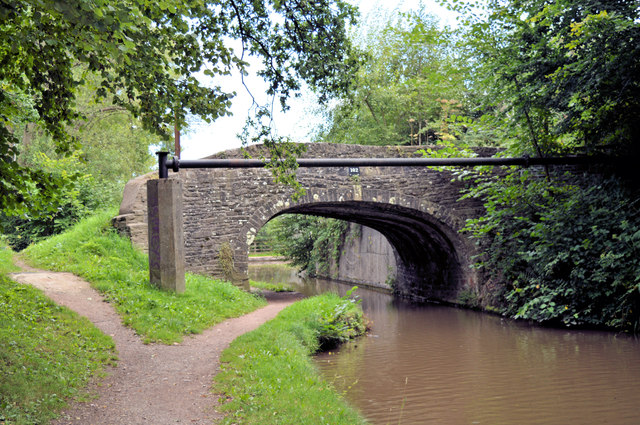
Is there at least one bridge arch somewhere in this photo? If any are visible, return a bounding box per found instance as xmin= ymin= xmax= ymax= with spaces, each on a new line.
xmin=241 ymin=187 xmax=476 ymax=302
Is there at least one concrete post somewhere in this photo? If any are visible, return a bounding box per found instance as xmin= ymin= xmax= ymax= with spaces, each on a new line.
xmin=147 ymin=178 xmax=185 ymax=293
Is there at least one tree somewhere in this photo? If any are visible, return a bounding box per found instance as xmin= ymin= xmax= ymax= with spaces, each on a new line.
xmin=318 ymin=7 xmax=483 ymax=147
xmin=450 ymin=0 xmax=640 ymax=156
xmin=273 ymin=214 xmax=347 ymax=277
xmin=0 ymin=0 xmax=360 ymax=213
xmin=0 ymin=74 xmax=161 ymax=250
xmin=18 ymin=72 xmax=159 ymax=199
xmin=446 ymin=0 xmax=640 ymax=331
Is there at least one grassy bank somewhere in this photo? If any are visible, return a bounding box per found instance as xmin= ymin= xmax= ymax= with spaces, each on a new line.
xmin=0 ymin=242 xmax=18 ymax=274
xmin=250 ymin=279 xmax=295 ymax=292
xmin=0 ymin=242 xmax=116 ymax=424
xmin=23 ymin=210 xmax=266 ymax=343
xmin=214 ymin=292 xmax=368 ymax=425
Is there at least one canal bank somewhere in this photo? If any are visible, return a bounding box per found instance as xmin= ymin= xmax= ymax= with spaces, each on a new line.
xmin=213 ymin=292 xmax=368 ymax=425
xmin=250 ymin=262 xmax=640 ymax=425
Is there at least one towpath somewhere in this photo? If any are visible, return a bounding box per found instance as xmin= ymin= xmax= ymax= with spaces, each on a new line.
xmin=9 ymin=261 xmax=301 ymax=425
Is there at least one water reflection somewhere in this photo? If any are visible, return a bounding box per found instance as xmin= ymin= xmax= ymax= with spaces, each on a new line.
xmin=250 ymin=263 xmax=640 ymax=425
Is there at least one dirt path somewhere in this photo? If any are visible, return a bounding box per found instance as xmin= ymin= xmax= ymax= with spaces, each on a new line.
xmin=9 ymin=261 xmax=302 ymax=425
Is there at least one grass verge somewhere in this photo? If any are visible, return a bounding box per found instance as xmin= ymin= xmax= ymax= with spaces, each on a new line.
xmin=0 ymin=240 xmax=18 ymax=274
xmin=0 ymin=241 xmax=116 ymax=425
xmin=250 ymin=279 xmax=295 ymax=292
xmin=22 ymin=210 xmax=266 ymax=344
xmin=214 ymin=292 xmax=368 ymax=425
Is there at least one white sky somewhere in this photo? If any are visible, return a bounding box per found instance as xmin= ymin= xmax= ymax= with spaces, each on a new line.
xmin=180 ymin=0 xmax=458 ymax=159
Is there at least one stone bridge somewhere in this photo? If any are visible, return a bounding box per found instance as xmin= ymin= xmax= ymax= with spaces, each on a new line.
xmin=113 ymin=143 xmax=498 ymax=304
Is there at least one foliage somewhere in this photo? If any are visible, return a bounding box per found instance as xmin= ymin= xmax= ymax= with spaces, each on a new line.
xmin=1 ymin=152 xmax=97 ymax=251
xmin=16 ymin=71 xmax=158 ymax=187
xmin=447 ymin=0 xmax=640 ymax=156
xmin=315 ymin=286 xmax=365 ymax=350
xmin=462 ymin=171 xmax=640 ymax=332
xmin=217 ymin=241 xmax=236 ymax=282
xmin=273 ymin=214 xmax=349 ymax=277
xmin=250 ymin=215 xmax=284 ymax=254
xmin=318 ymin=6 xmax=495 ymax=147
xmin=2 ymin=70 xmax=158 ymax=250
xmin=23 ymin=210 xmax=266 ymax=343
xmin=0 ymin=247 xmax=116 ymax=424
xmin=214 ymin=292 xmax=367 ymax=425
xmin=456 ymin=287 xmax=480 ymax=309
xmin=241 ymin=114 xmax=311 ymax=200
xmin=1 ymin=0 xmax=361 ymax=213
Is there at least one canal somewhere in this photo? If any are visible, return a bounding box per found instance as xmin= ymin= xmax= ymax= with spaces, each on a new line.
xmin=249 ymin=263 xmax=640 ymax=425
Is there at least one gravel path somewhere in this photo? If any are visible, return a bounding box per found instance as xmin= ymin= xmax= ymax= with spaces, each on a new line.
xmin=9 ymin=262 xmax=301 ymax=425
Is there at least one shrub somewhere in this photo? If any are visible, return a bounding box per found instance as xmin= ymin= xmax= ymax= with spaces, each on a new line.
xmin=273 ymin=215 xmax=348 ymax=276
xmin=463 ymin=170 xmax=640 ymax=332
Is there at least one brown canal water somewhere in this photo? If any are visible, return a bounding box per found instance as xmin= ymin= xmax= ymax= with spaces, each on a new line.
xmin=250 ymin=263 xmax=640 ymax=425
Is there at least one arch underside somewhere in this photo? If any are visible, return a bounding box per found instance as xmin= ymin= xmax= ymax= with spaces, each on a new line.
xmin=274 ymin=201 xmax=470 ymax=303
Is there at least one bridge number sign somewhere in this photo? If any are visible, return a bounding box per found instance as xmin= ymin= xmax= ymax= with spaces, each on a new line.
xmin=348 ymin=166 xmax=360 ymax=176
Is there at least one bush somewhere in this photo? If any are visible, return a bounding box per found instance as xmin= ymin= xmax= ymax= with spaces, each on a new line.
xmin=463 ymin=171 xmax=640 ymax=332
xmin=273 ymin=215 xmax=348 ymax=276
xmin=0 ymin=153 xmax=110 ymax=251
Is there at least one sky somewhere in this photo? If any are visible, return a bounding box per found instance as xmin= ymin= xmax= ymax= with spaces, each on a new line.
xmin=180 ymin=0 xmax=458 ymax=159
